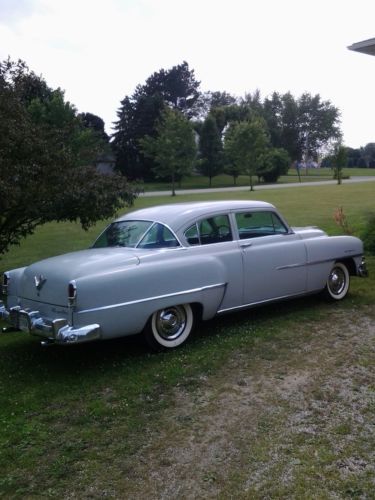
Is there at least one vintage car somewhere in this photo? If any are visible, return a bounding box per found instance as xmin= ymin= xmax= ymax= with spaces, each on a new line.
xmin=0 ymin=201 xmax=368 ymax=350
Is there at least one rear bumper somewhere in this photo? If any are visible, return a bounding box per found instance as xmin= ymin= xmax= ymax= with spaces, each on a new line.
xmin=0 ymin=301 xmax=101 ymax=344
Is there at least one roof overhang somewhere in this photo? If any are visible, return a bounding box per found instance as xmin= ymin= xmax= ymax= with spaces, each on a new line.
xmin=348 ymin=38 xmax=375 ymax=56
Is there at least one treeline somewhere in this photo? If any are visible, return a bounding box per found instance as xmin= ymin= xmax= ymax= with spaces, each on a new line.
xmin=111 ymin=61 xmax=342 ymax=188
xmin=322 ymin=143 xmax=375 ymax=168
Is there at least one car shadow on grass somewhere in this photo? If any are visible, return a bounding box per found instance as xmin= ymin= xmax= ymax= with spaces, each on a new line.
xmin=0 ymin=292 xmax=348 ymax=384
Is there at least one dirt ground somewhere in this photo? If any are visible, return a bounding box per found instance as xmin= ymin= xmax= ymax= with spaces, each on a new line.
xmin=85 ymin=307 xmax=375 ymax=499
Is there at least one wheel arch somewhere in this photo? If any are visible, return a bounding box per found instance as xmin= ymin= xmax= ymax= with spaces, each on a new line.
xmin=336 ymin=257 xmax=356 ymax=276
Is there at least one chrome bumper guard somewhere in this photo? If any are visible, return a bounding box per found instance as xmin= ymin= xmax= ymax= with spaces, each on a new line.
xmin=0 ymin=301 xmax=100 ymax=344
xmin=358 ymin=257 xmax=368 ymax=278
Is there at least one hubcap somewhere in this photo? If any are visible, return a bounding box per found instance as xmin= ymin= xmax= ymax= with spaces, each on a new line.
xmin=155 ymin=306 xmax=186 ymax=341
xmin=328 ymin=267 xmax=346 ymax=295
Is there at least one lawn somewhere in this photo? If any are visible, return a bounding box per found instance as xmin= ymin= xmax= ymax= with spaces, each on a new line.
xmin=143 ymin=167 xmax=375 ymax=192
xmin=0 ymin=182 xmax=374 ymax=498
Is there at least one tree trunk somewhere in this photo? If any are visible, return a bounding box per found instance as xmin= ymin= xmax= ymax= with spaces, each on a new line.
xmin=249 ymin=174 xmax=254 ymax=191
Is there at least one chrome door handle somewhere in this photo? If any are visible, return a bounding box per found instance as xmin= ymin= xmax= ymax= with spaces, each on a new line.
xmin=240 ymin=242 xmax=253 ymax=249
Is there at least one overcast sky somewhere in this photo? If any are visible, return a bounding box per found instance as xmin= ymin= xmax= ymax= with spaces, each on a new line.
xmin=1 ymin=0 xmax=375 ymax=148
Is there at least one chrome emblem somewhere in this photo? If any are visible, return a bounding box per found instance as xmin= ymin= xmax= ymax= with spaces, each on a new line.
xmin=34 ymin=274 xmax=47 ymax=291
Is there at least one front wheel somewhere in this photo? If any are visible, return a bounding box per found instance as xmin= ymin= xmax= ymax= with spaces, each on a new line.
xmin=144 ymin=304 xmax=194 ymax=351
xmin=323 ymin=262 xmax=350 ymax=301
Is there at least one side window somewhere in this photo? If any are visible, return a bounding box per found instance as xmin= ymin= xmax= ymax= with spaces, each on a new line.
xmin=185 ymin=224 xmax=200 ymax=246
xmin=185 ymin=215 xmax=232 ymax=245
xmin=235 ymin=211 xmax=288 ymax=239
xmin=137 ymin=223 xmax=180 ymax=249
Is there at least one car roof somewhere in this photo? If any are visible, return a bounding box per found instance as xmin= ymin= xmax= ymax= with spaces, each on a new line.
xmin=116 ymin=200 xmax=275 ymax=230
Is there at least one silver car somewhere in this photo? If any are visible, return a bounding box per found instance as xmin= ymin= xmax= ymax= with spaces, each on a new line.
xmin=0 ymin=201 xmax=368 ymax=350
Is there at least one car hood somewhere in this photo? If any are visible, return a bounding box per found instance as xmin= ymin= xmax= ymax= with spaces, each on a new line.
xmin=19 ymin=248 xmax=140 ymax=306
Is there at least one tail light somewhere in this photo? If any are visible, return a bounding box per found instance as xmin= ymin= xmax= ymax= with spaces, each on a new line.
xmin=68 ymin=281 xmax=77 ymax=305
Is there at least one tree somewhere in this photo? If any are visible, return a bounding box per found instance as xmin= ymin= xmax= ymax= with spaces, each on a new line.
xmin=224 ymin=118 xmax=269 ymax=191
xmin=112 ymin=93 xmax=165 ymax=180
xmin=297 ymin=93 xmax=341 ymax=168
xmin=197 ymin=115 xmax=223 ymax=186
xmin=256 ymin=148 xmax=291 ymax=183
xmin=136 ymin=61 xmax=201 ymax=118
xmin=79 ymin=112 xmax=109 ymax=143
xmin=262 ymin=92 xmax=341 ymax=164
xmin=112 ymin=61 xmax=201 ymax=180
xmin=331 ymin=144 xmax=348 ymax=185
xmin=0 ymin=58 xmax=136 ymax=256
xmin=140 ymin=108 xmax=197 ymax=196
xmin=362 ymin=142 xmax=375 ymax=167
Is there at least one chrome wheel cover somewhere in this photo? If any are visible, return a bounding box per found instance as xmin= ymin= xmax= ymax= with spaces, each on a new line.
xmin=328 ymin=267 xmax=346 ymax=296
xmin=154 ymin=306 xmax=187 ymax=341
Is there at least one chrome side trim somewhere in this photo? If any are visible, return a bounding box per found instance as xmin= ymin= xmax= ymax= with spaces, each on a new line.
xmin=276 ymin=263 xmax=306 ymax=270
xmin=217 ymin=290 xmax=309 ymax=314
xmin=78 ymin=282 xmax=226 ymax=315
xmin=305 ymin=254 xmax=363 ymax=267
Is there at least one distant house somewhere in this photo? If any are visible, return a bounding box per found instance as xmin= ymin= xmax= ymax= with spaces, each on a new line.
xmin=348 ymin=38 xmax=375 ymax=56
xmin=94 ymin=153 xmax=116 ymax=175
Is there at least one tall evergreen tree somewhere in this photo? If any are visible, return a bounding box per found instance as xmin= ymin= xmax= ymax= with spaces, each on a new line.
xmin=197 ymin=115 xmax=223 ymax=186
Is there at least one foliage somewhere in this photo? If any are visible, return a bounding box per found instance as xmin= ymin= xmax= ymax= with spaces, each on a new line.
xmin=333 ymin=207 xmax=354 ymax=235
xmin=112 ymin=93 xmax=166 ymax=180
xmin=139 ymin=108 xmax=197 ymax=196
xmin=256 ymin=148 xmax=291 ymax=183
xmin=361 ymin=212 xmax=375 ymax=255
xmin=79 ymin=112 xmax=109 ymax=143
xmin=0 ymin=58 xmax=136 ymax=256
xmin=245 ymin=91 xmax=341 ymax=163
xmin=344 ymin=142 xmax=375 ymax=168
xmin=224 ymin=118 xmax=269 ymax=190
xmin=196 ymin=115 xmax=223 ymax=186
xmin=112 ymin=62 xmax=201 ymax=180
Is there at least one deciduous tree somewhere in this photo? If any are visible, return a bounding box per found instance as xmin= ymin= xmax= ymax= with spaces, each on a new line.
xmin=0 ymin=58 xmax=136 ymax=256
xmin=140 ymin=108 xmax=197 ymax=196
xmin=224 ymin=118 xmax=269 ymax=191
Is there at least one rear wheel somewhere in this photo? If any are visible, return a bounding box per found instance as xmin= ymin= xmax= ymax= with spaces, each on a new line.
xmin=144 ymin=303 xmax=194 ymax=351
xmin=323 ymin=262 xmax=350 ymax=301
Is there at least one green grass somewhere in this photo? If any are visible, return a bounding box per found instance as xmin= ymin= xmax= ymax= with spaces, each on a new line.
xmin=143 ymin=167 xmax=375 ymax=191
xmin=0 ymin=182 xmax=374 ymax=497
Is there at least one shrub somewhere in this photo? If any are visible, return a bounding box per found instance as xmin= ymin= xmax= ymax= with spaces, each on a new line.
xmin=256 ymin=148 xmax=291 ymax=183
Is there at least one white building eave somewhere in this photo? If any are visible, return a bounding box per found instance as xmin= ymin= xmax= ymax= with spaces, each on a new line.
xmin=348 ymin=38 xmax=375 ymax=56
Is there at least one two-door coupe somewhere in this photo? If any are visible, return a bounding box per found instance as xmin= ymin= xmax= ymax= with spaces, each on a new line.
xmin=0 ymin=201 xmax=368 ymax=350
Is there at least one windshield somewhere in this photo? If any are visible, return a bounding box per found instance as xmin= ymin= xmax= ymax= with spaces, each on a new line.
xmin=92 ymin=220 xmax=180 ymax=249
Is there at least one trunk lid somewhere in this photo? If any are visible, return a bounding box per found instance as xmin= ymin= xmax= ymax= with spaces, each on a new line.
xmin=19 ymin=248 xmax=140 ymax=306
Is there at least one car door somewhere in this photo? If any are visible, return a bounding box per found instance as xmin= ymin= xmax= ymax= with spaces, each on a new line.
xmin=234 ymin=210 xmax=307 ymax=304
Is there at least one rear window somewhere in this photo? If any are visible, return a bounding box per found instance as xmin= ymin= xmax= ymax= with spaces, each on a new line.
xmin=93 ymin=221 xmax=180 ymax=249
